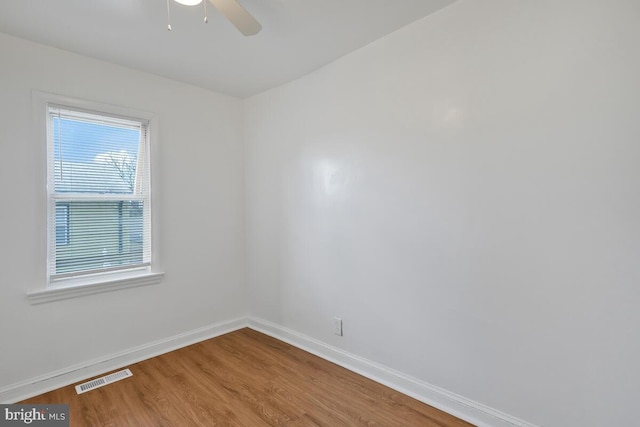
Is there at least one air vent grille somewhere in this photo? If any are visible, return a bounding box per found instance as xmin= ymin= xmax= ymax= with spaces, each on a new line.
xmin=75 ymin=368 xmax=133 ymax=394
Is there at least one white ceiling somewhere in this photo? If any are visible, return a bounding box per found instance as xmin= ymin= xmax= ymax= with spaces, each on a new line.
xmin=0 ymin=0 xmax=457 ymax=98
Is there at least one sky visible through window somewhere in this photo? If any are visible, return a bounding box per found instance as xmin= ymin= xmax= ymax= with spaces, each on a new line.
xmin=52 ymin=116 xmax=140 ymax=194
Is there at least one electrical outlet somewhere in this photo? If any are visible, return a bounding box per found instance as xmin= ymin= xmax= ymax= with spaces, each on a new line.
xmin=334 ymin=317 xmax=343 ymax=336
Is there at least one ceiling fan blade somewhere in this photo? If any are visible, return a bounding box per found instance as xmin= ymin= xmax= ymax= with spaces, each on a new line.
xmin=209 ymin=0 xmax=262 ymax=36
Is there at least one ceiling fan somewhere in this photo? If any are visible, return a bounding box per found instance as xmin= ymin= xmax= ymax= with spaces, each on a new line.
xmin=168 ymin=0 xmax=261 ymax=36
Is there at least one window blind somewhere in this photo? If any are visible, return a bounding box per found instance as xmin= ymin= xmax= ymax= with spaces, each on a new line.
xmin=47 ymin=105 xmax=151 ymax=281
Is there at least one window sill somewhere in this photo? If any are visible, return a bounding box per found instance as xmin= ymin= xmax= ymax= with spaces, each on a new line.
xmin=27 ymin=271 xmax=165 ymax=305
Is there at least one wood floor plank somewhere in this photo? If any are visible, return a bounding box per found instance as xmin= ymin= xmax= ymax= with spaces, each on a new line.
xmin=21 ymin=328 xmax=474 ymax=427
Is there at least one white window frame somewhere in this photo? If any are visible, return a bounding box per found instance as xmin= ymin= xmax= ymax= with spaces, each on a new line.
xmin=28 ymin=92 xmax=163 ymax=304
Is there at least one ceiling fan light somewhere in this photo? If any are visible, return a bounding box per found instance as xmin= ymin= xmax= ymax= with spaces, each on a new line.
xmin=174 ymin=0 xmax=203 ymax=5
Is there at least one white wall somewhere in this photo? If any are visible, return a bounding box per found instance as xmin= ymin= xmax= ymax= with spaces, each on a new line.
xmin=244 ymin=1 xmax=640 ymax=426
xmin=0 ymin=33 xmax=246 ymax=390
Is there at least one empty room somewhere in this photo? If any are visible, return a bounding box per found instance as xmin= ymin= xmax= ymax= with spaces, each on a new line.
xmin=0 ymin=1 xmax=638 ymax=426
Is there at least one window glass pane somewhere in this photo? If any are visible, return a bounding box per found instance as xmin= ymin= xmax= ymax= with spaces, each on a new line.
xmin=55 ymin=203 xmax=69 ymax=246
xmin=52 ymin=115 xmax=141 ymax=194
xmin=55 ymin=201 xmax=145 ymax=275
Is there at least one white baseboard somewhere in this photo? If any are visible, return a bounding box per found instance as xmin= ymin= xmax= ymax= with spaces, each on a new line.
xmin=247 ymin=317 xmax=537 ymax=427
xmin=0 ymin=317 xmax=247 ymax=403
xmin=1 ymin=315 xmax=536 ymax=427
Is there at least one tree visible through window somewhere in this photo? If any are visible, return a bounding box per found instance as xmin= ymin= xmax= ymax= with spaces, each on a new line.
xmin=47 ymin=105 xmax=151 ymax=280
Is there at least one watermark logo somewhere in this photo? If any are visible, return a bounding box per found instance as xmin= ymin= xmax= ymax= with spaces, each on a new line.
xmin=0 ymin=405 xmax=68 ymax=426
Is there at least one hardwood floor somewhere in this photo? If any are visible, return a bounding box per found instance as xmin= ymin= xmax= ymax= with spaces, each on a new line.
xmin=22 ymin=328 xmax=473 ymax=426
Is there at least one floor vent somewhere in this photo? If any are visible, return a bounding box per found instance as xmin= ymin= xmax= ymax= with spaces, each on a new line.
xmin=75 ymin=369 xmax=133 ymax=394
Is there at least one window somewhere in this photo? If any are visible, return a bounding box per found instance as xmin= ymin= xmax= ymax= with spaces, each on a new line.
xmin=27 ymin=93 xmax=163 ymax=304
xmin=46 ymin=102 xmax=154 ymax=284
